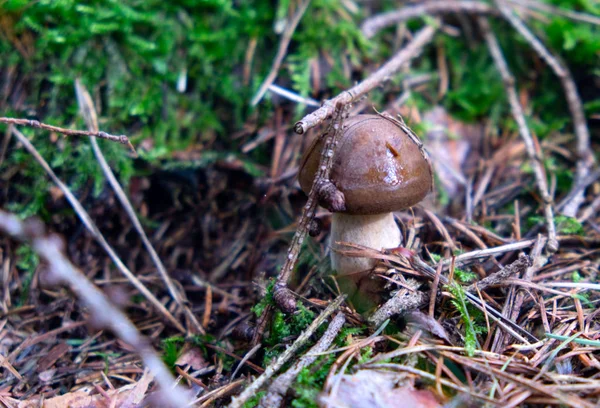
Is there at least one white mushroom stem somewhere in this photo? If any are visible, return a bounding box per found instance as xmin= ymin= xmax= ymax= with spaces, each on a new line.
xmin=330 ymin=212 xmax=401 ymax=295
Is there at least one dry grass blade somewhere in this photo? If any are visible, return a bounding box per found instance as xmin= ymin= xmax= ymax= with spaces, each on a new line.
xmin=74 ymin=79 xmax=204 ymax=334
xmin=9 ymin=125 xmax=185 ymax=333
xmin=251 ymin=0 xmax=312 ymax=106
xmin=0 ymin=210 xmax=190 ymax=408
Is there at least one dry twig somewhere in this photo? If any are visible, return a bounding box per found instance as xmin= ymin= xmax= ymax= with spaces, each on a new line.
xmin=0 ymin=116 xmax=136 ymax=155
xmin=478 ymin=16 xmax=558 ymax=253
xmin=361 ymin=1 xmax=495 ymax=38
xmin=495 ymin=1 xmax=594 ymax=217
xmin=228 ymin=295 xmax=346 ymax=408
xmin=273 ymin=101 xmax=349 ymax=312
xmin=258 ymin=312 xmax=346 ymax=408
xmin=74 ymin=79 xmax=205 ymax=334
xmin=294 ymin=24 xmax=436 ymax=134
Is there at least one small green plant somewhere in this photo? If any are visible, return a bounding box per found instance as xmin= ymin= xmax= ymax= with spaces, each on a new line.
xmin=243 ymin=391 xmax=266 ymax=408
xmin=15 ymin=244 xmax=39 ymax=306
xmin=160 ymin=336 xmax=185 ymax=369
xmin=447 ymin=282 xmax=487 ymax=357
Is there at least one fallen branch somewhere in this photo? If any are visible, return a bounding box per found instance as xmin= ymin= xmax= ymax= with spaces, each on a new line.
xmin=478 ymin=16 xmax=558 ymax=253
xmin=361 ymin=1 xmax=495 ymax=38
xmin=0 ymin=117 xmax=136 ymax=155
xmin=294 ymin=24 xmax=436 ymax=134
xmin=0 ymin=210 xmax=190 ymax=408
xmin=228 ymin=295 xmax=345 ymax=408
xmin=506 ymin=0 xmax=600 ymax=26
xmin=258 ymin=312 xmax=346 ymax=408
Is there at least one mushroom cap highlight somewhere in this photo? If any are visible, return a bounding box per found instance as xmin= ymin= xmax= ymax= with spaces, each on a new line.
xmin=299 ymin=114 xmax=432 ymax=215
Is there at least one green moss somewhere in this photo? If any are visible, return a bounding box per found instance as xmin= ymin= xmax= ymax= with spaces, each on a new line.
xmin=15 ymin=244 xmax=39 ymax=306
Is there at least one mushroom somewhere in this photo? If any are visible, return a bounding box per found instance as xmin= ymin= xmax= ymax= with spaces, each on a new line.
xmin=298 ymin=114 xmax=432 ymax=312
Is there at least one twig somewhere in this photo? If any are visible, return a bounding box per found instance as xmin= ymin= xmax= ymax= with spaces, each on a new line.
xmin=0 ymin=210 xmax=190 ymax=408
xmin=294 ymin=25 xmax=436 ymax=134
xmin=440 ymin=238 xmax=536 ymax=268
xmin=74 ymin=79 xmax=204 ymax=335
xmin=251 ymin=0 xmax=312 ymax=106
xmin=556 ymin=167 xmax=600 ymax=212
xmin=478 ymin=17 xmax=558 ymax=253
xmin=0 ymin=117 xmax=136 ymax=155
xmin=361 ymin=1 xmax=495 ymax=38
xmin=466 ymin=253 xmax=531 ymax=292
xmin=273 ymin=102 xmax=349 ymax=312
xmin=228 ymin=295 xmax=346 ymax=408
xmin=506 ymin=0 xmax=600 ymax=26
xmin=258 ymin=312 xmax=346 ymax=408
xmin=368 ymin=279 xmax=427 ymax=327
xmin=9 ymin=126 xmax=186 ymax=333
xmin=495 ymin=1 xmax=595 ymax=217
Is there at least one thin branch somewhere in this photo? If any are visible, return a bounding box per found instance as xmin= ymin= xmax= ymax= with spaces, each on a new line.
xmin=258 ymin=312 xmax=346 ymax=408
xmin=495 ymin=0 xmax=595 ymax=217
xmin=228 ymin=295 xmax=346 ymax=408
xmin=273 ymin=101 xmax=349 ymax=312
xmin=478 ymin=17 xmax=558 ymax=253
xmin=294 ymin=24 xmax=436 ymax=134
xmin=441 ymin=238 xmax=536 ymax=268
xmin=506 ymin=0 xmax=600 ymax=26
xmin=361 ymin=1 xmax=495 ymax=38
xmin=0 ymin=210 xmax=190 ymax=408
xmin=9 ymin=126 xmax=186 ymax=333
xmin=0 ymin=117 xmax=136 ymax=155
xmin=74 ymin=79 xmax=205 ymax=334
xmin=251 ymin=0 xmax=312 ymax=106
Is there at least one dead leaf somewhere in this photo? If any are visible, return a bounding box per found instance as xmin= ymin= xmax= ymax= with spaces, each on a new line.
xmin=175 ymin=344 xmax=208 ymax=370
xmin=320 ymin=369 xmax=441 ymax=408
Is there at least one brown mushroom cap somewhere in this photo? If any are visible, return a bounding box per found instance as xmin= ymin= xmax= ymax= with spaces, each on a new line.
xmin=299 ymin=114 xmax=433 ymax=215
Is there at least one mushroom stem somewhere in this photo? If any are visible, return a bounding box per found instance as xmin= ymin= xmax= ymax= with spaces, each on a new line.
xmin=330 ymin=212 xmax=401 ymax=312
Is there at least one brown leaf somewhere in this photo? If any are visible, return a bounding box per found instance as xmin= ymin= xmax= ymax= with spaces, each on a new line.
xmin=321 ymin=369 xmax=441 ymax=408
xmin=175 ymin=344 xmax=208 ymax=370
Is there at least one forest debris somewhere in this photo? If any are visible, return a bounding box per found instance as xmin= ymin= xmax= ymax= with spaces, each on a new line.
xmin=320 ymin=369 xmax=441 ymax=408
xmin=0 ymin=210 xmax=190 ymax=408
xmin=259 ymin=312 xmax=346 ymax=408
xmin=294 ymin=25 xmax=436 ymax=134
xmin=466 ymin=253 xmax=531 ymax=292
xmin=175 ymin=344 xmax=209 ymax=371
xmin=478 ymin=17 xmax=558 ymax=253
xmin=19 ymin=369 xmax=153 ymax=408
xmin=229 ymin=295 xmax=346 ymax=408
xmin=368 ymin=279 xmax=427 ymax=327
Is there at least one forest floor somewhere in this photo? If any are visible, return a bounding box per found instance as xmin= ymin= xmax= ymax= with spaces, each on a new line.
xmin=0 ymin=1 xmax=599 ymax=407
